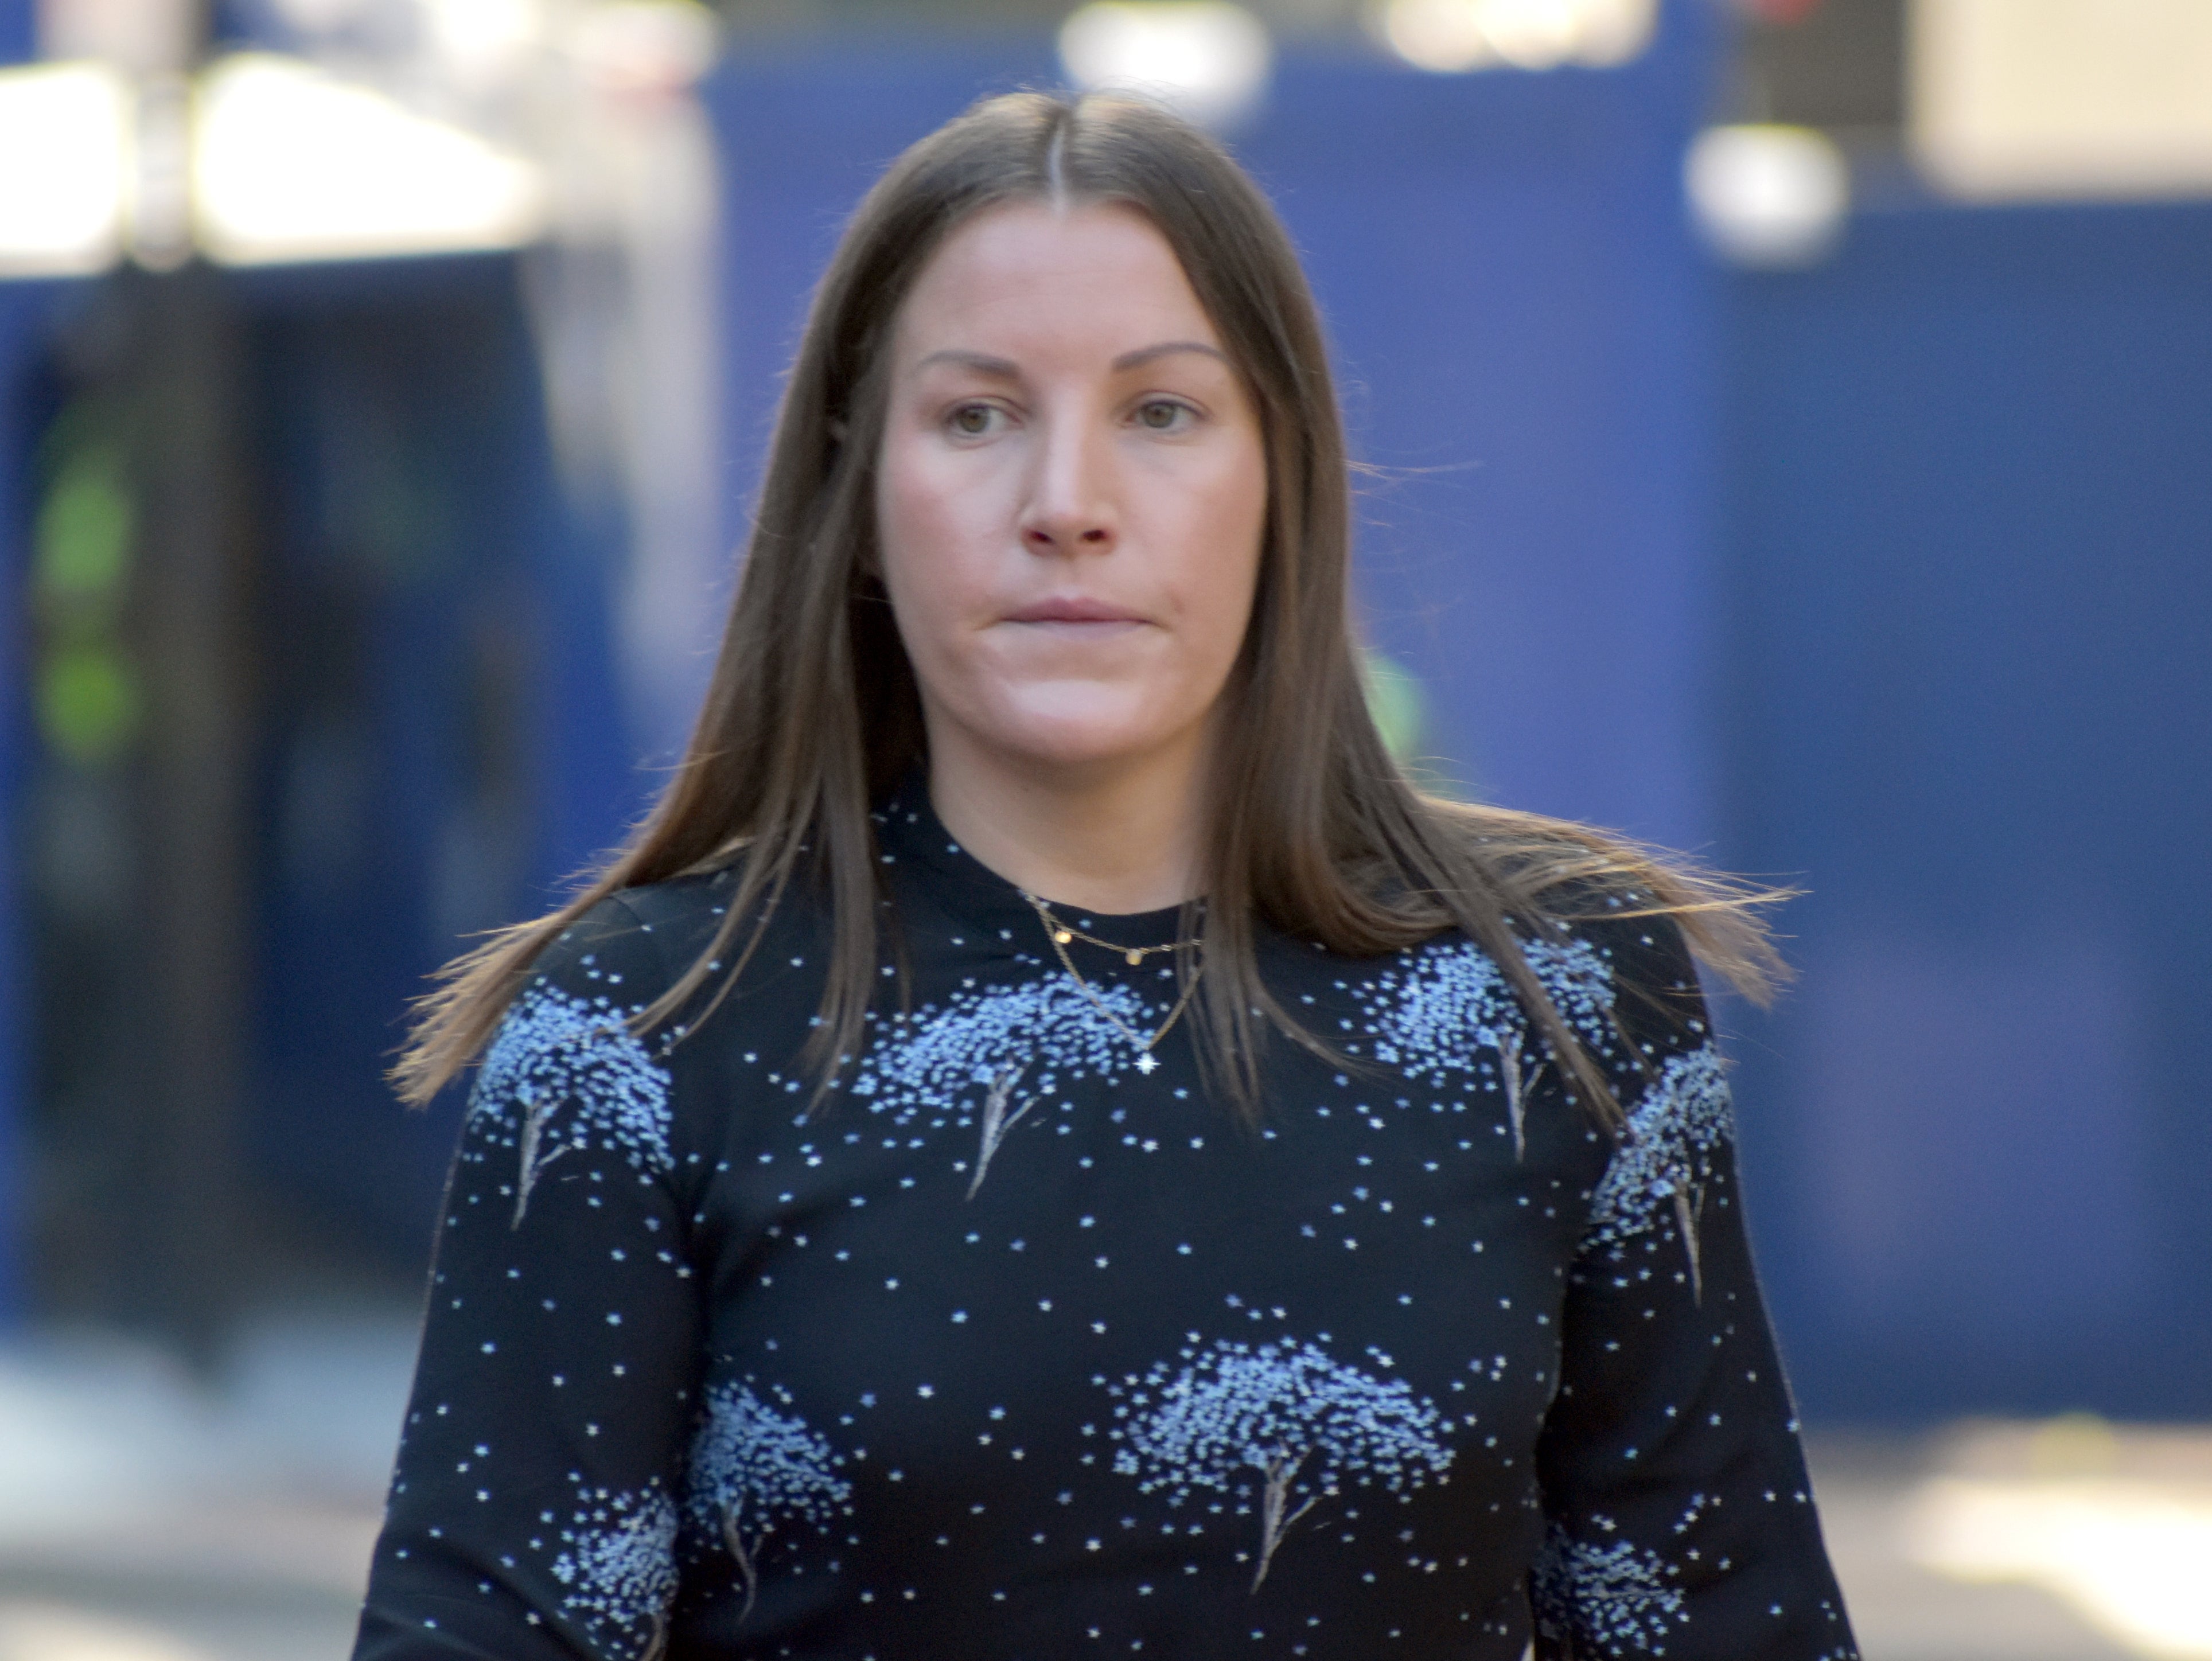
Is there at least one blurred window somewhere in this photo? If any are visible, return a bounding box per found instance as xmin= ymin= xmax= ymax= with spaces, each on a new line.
xmin=1911 ymin=0 xmax=2212 ymax=198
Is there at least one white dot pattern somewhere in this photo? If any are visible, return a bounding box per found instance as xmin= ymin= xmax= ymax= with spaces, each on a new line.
xmin=352 ymin=793 xmax=1858 ymax=1661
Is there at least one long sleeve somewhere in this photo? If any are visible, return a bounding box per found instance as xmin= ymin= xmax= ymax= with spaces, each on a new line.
xmin=355 ymin=896 xmax=704 ymax=1661
xmin=349 ymin=799 xmax=1860 ymax=1659
xmin=1532 ymin=920 xmax=1857 ymax=1661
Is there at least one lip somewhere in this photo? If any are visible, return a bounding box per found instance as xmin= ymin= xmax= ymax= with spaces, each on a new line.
xmin=1002 ymin=598 xmax=1150 ymax=625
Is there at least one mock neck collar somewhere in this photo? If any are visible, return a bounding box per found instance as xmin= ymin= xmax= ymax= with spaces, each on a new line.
xmin=873 ymin=775 xmax=1198 ymax=954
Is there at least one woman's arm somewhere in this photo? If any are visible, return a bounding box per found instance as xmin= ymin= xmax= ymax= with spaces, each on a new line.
xmin=355 ymin=896 xmax=704 ymax=1661
xmin=1532 ymin=919 xmax=1858 ymax=1661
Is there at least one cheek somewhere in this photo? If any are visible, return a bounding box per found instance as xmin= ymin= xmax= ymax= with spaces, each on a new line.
xmin=1172 ymin=455 xmax=1268 ymax=675
xmin=877 ymin=449 xmax=992 ymax=657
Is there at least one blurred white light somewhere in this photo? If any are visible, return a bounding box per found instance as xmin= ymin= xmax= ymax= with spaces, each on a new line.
xmin=1468 ymin=0 xmax=1578 ymax=68
xmin=0 ymin=62 xmax=131 ymax=278
xmin=1684 ymin=124 xmax=1848 ymax=268
xmin=568 ymin=0 xmax=719 ymax=95
xmin=420 ymin=0 xmax=546 ymax=92
xmin=1572 ymin=0 xmax=1658 ymax=65
xmin=1913 ymin=1478 xmax=2212 ymax=1659
xmin=1058 ymin=2 xmax=1273 ymax=130
xmin=0 ymin=1601 xmax=214 ymax=1661
xmin=193 ymin=53 xmax=547 ymax=266
xmin=1373 ymin=0 xmax=1654 ymax=73
xmin=1378 ymin=0 xmax=1494 ymax=71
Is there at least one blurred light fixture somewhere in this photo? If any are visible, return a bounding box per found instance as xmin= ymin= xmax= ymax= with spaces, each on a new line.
xmin=0 ymin=61 xmax=133 ymax=276
xmin=1373 ymin=0 xmax=1656 ymax=73
xmin=192 ymin=52 xmax=547 ymax=266
xmin=1911 ymin=0 xmax=2212 ymax=200
xmin=421 ymin=0 xmax=547 ymax=95
xmin=1912 ymin=1477 xmax=2212 ymax=1659
xmin=1058 ymin=2 xmax=1273 ymax=129
xmin=1683 ymin=123 xmax=1848 ymax=268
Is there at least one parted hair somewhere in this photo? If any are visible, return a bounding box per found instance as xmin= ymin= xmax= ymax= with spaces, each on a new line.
xmin=394 ymin=89 xmax=1787 ymax=1124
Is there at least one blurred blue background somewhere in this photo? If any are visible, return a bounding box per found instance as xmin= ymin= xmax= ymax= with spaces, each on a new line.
xmin=0 ymin=0 xmax=2206 ymax=1438
xmin=8 ymin=4 xmax=2212 ymax=1655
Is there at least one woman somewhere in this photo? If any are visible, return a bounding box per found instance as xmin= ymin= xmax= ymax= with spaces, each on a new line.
xmin=355 ymin=91 xmax=1857 ymax=1661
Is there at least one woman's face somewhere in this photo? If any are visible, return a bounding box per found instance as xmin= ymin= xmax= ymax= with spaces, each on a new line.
xmin=875 ymin=200 xmax=1268 ymax=783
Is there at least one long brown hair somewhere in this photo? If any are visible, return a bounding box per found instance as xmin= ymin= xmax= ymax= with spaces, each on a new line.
xmin=394 ymin=89 xmax=1787 ymax=1125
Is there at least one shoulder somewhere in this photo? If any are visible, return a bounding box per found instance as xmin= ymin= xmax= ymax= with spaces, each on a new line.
xmin=1411 ymin=791 xmax=1783 ymax=1016
xmin=516 ymin=867 xmax=836 ymax=1058
xmin=495 ymin=875 xmax=737 ymax=1048
xmin=1558 ymin=908 xmax=1709 ymax=1056
xmin=470 ymin=877 xmax=766 ymax=1138
xmin=527 ymin=865 xmax=817 ymax=987
xmin=515 ymin=892 xmax=674 ymax=1012
xmin=1399 ymin=911 xmax=1705 ymax=1056
xmin=598 ymin=868 xmax=746 ymax=983
xmin=1393 ymin=797 xmax=1696 ymax=990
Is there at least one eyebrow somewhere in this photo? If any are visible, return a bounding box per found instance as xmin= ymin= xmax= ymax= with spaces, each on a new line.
xmin=913 ymin=349 xmax=1019 ymax=377
xmin=910 ymin=341 xmax=1229 ymax=377
xmin=1112 ymin=340 xmax=1229 ymax=372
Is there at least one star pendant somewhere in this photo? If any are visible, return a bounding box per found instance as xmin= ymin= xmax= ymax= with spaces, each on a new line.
xmin=1135 ymin=1050 xmax=1159 ymax=1075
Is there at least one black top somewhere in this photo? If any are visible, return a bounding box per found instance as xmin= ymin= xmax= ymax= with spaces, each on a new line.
xmin=354 ymin=790 xmax=1857 ymax=1661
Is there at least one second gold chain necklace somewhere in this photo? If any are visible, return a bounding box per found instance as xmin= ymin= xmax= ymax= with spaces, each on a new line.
xmin=1021 ymin=892 xmax=1203 ymax=1075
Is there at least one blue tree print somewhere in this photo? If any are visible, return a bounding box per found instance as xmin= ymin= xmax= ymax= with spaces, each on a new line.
xmin=469 ymin=980 xmax=673 ymax=1227
xmin=1353 ymin=935 xmax=1618 ymax=1159
xmin=1586 ymin=1044 xmax=1733 ymax=1299
xmin=1531 ymin=1519 xmax=1689 ymax=1658
xmin=966 ymin=1062 xmax=1031 ymax=1199
xmin=1108 ymin=1337 xmax=1455 ymax=1590
xmin=1493 ymin=936 xmax=1615 ymax=1152
xmin=1357 ymin=943 xmax=1513 ymax=1077
xmin=552 ymin=1481 xmax=679 ymax=1660
xmin=850 ymin=976 xmax=1149 ymax=1195
xmin=686 ymin=1380 xmax=854 ymax=1619
xmin=1356 ymin=942 xmax=1548 ymax=1157
xmin=1523 ymin=935 xmax=1618 ymax=1046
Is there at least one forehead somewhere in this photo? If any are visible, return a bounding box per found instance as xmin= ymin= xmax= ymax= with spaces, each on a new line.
xmin=892 ymin=199 xmax=1221 ymax=360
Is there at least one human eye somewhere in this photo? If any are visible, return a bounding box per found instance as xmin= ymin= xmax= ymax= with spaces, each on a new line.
xmin=1132 ymin=397 xmax=1198 ymax=434
xmin=944 ymin=401 xmax=1006 ymax=439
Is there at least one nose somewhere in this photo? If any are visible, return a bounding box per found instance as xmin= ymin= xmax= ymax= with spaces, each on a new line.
xmin=1018 ymin=410 xmax=1117 ymax=556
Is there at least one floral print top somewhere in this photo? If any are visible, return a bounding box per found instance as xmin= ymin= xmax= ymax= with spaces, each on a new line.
xmin=353 ymin=790 xmax=1857 ymax=1661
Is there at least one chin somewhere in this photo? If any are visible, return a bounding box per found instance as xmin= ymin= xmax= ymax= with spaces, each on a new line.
xmin=991 ymin=726 xmax=1173 ymax=774
xmin=973 ymin=687 xmax=1193 ymax=774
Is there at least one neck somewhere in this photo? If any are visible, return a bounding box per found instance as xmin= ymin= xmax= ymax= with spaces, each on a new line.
xmin=926 ymin=733 xmax=1212 ymax=917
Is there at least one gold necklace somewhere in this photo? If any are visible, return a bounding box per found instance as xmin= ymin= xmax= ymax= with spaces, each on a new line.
xmin=1022 ymin=892 xmax=1204 ymax=1075
xmin=1026 ymin=897 xmax=1204 ymax=965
